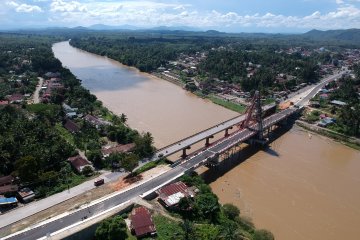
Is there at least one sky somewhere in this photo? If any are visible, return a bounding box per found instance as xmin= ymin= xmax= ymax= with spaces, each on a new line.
xmin=1 ymin=0 xmax=360 ymax=33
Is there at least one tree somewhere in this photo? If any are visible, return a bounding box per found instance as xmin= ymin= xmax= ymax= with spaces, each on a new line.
xmin=86 ymin=150 xmax=103 ymax=168
xmin=222 ymin=203 xmax=240 ymax=221
xmin=15 ymin=156 xmax=40 ymax=183
xmin=120 ymin=153 xmax=139 ymax=173
xmin=120 ymin=113 xmax=127 ymax=124
xmin=134 ymin=132 xmax=155 ymax=157
xmin=95 ymin=215 xmax=127 ymax=240
xmin=195 ymin=193 xmax=220 ymax=221
xmin=253 ymin=229 xmax=274 ymax=240
xmin=105 ymin=152 xmax=125 ymax=169
xmin=195 ymin=224 xmax=220 ymax=240
xmin=180 ymin=220 xmax=194 ymax=240
xmin=220 ymin=220 xmax=242 ymax=240
xmin=82 ymin=165 xmax=94 ymax=176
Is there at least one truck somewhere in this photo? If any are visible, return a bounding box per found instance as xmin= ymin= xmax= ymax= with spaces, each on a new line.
xmin=94 ymin=178 xmax=104 ymax=186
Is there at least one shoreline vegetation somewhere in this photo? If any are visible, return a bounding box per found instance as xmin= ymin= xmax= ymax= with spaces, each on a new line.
xmin=67 ymin=40 xmax=246 ymax=114
xmin=296 ymin=120 xmax=360 ymax=150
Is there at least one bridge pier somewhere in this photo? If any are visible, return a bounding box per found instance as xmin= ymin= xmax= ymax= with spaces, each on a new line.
xmin=181 ymin=146 xmax=191 ymax=159
xmin=225 ymin=127 xmax=233 ymax=137
xmin=205 ymin=135 xmax=214 ymax=147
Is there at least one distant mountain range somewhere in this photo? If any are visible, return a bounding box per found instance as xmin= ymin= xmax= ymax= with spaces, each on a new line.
xmin=303 ymin=29 xmax=360 ymax=42
xmin=1 ymin=25 xmax=359 ymax=45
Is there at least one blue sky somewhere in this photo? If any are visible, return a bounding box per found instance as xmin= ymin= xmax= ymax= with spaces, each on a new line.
xmin=1 ymin=0 xmax=360 ymax=32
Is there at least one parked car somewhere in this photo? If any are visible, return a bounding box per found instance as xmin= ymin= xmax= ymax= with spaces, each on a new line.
xmin=94 ymin=178 xmax=104 ymax=186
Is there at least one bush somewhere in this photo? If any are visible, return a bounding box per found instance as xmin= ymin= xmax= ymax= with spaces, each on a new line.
xmin=253 ymin=229 xmax=274 ymax=240
xmin=222 ymin=203 xmax=240 ymax=221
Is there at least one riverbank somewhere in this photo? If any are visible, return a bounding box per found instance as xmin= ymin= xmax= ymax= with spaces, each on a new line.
xmin=296 ymin=120 xmax=360 ymax=150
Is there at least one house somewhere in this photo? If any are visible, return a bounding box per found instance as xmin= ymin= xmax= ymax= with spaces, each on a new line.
xmin=64 ymin=119 xmax=80 ymax=133
xmin=84 ymin=114 xmax=111 ymax=128
xmin=156 ymin=181 xmax=197 ymax=208
xmin=318 ymin=117 xmax=335 ymax=128
xmin=0 ymin=185 xmax=19 ymax=195
xmin=62 ymin=103 xmax=78 ymax=118
xmin=309 ymin=101 xmax=320 ymax=108
xmin=101 ymin=143 xmax=136 ymax=158
xmin=0 ymin=175 xmax=15 ymax=187
xmin=330 ymin=100 xmax=347 ymax=107
xmin=67 ymin=155 xmax=94 ymax=173
xmin=319 ymin=93 xmax=329 ymax=99
xmin=0 ymin=100 xmax=9 ymax=106
xmin=7 ymin=93 xmax=24 ymax=103
xmin=130 ymin=206 xmax=156 ymax=238
xmin=0 ymin=195 xmax=18 ymax=207
xmin=44 ymin=72 xmax=61 ymax=78
xmin=17 ymin=188 xmax=35 ymax=203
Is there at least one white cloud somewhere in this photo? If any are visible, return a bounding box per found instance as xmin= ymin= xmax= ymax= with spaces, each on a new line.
xmin=6 ymin=1 xmax=42 ymax=13
xmin=43 ymin=0 xmax=359 ymax=30
xmin=50 ymin=0 xmax=87 ymax=12
xmin=6 ymin=1 xmax=19 ymax=7
xmin=17 ymin=4 xmax=42 ymax=12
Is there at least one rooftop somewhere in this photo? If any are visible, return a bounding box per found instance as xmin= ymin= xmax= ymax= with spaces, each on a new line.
xmin=102 ymin=143 xmax=136 ymax=156
xmin=67 ymin=155 xmax=93 ymax=173
xmin=130 ymin=206 xmax=156 ymax=237
xmin=0 ymin=185 xmax=18 ymax=195
xmin=0 ymin=175 xmax=14 ymax=186
xmin=156 ymin=181 xmax=196 ymax=207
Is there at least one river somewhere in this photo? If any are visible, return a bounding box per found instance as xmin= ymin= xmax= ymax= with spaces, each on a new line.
xmin=53 ymin=41 xmax=360 ymax=240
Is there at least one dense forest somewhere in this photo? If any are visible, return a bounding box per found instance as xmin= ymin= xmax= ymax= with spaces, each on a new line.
xmin=69 ymin=32 xmax=342 ymax=93
xmin=70 ymin=36 xmax=220 ymax=72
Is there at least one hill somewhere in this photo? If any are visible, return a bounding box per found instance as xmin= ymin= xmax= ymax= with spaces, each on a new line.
xmin=303 ymin=29 xmax=360 ymax=42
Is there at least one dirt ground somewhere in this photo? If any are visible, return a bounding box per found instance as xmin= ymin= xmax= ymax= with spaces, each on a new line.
xmin=6 ymin=165 xmax=171 ymax=235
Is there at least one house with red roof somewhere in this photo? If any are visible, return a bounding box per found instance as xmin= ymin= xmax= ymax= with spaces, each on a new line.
xmin=101 ymin=143 xmax=136 ymax=158
xmin=67 ymin=155 xmax=94 ymax=174
xmin=7 ymin=93 xmax=24 ymax=103
xmin=130 ymin=206 xmax=156 ymax=238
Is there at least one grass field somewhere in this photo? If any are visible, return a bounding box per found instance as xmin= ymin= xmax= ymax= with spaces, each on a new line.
xmin=208 ymin=95 xmax=246 ymax=113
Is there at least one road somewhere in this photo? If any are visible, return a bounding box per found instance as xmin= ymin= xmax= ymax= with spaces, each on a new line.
xmin=0 ymin=171 xmax=122 ymax=229
xmin=296 ymin=71 xmax=346 ymax=106
xmin=1 ymin=71 xmax=347 ymax=239
xmin=153 ymin=104 xmax=275 ymax=159
xmin=32 ymin=77 xmax=44 ymax=104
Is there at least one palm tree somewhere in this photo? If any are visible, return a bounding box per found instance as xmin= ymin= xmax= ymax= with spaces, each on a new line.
xmin=120 ymin=113 xmax=127 ymax=124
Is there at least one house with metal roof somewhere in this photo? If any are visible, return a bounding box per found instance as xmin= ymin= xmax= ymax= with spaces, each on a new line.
xmin=156 ymin=181 xmax=197 ymax=208
xmin=130 ymin=206 xmax=156 ymax=238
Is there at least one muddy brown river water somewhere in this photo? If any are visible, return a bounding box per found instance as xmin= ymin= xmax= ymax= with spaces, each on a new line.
xmin=53 ymin=41 xmax=360 ymax=240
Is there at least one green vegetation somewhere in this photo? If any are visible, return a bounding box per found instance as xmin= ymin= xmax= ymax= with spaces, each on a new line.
xmin=95 ymin=215 xmax=128 ymax=240
xmin=153 ymin=215 xmax=185 ymax=240
xmin=208 ymin=95 xmax=246 ymax=113
xmin=306 ymin=65 xmax=360 ymax=138
xmin=134 ymin=158 xmax=167 ymax=175
xmin=305 ymin=110 xmax=321 ymax=123
xmin=172 ymin=172 xmax=274 ymax=239
xmin=0 ymin=33 xmax=156 ymax=200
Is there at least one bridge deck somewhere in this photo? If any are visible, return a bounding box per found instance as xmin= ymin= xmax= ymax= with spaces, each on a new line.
xmin=154 ymin=104 xmax=276 ymax=159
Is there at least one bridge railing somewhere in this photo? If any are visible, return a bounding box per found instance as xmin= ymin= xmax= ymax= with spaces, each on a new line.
xmin=156 ymin=104 xmax=276 ymax=153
